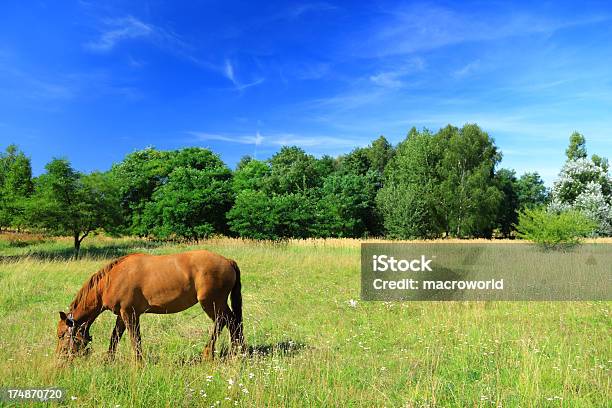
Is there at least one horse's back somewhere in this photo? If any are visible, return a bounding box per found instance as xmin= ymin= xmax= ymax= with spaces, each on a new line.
xmin=103 ymin=250 xmax=237 ymax=314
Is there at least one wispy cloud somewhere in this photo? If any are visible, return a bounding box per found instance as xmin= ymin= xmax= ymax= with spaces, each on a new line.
xmin=224 ymin=60 xmax=236 ymax=84
xmin=369 ymin=57 xmax=426 ymax=88
xmin=454 ymin=59 xmax=480 ymax=78
xmin=188 ymin=131 xmax=368 ymax=149
xmin=357 ymin=3 xmax=610 ymax=57
xmin=85 ymin=16 xmax=155 ymax=52
xmin=0 ymin=56 xmax=75 ymax=101
xmin=223 ymin=59 xmax=265 ymax=91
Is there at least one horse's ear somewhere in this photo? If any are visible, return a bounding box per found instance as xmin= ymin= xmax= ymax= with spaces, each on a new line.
xmin=59 ymin=311 xmax=74 ymax=326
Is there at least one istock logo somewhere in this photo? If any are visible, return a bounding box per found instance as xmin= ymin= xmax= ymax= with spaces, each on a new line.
xmin=372 ymin=255 xmax=433 ymax=272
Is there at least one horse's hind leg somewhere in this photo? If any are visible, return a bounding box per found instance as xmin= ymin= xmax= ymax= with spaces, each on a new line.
xmin=120 ymin=310 xmax=143 ymax=362
xmin=200 ymin=300 xmax=231 ymax=360
xmin=107 ymin=315 xmax=126 ymax=359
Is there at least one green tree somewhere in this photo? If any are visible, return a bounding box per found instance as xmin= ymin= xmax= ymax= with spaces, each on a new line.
xmin=494 ymin=169 xmax=519 ymax=238
xmin=142 ymin=165 xmax=233 ymax=241
xmin=0 ymin=145 xmax=34 ymax=230
xmin=267 ymin=146 xmax=327 ymax=194
xmin=516 ymin=207 xmax=596 ymax=250
xmin=515 ymin=172 xmax=548 ymax=209
xmin=110 ymin=147 xmax=173 ymax=236
xmin=226 ymin=190 xmax=278 ymax=239
xmin=377 ymin=128 xmax=444 ymax=238
xmin=566 ymin=131 xmax=587 ymax=160
xmin=437 ymin=124 xmax=502 ymax=237
xmin=367 ymin=135 xmax=395 ymax=175
xmin=550 ymin=134 xmax=612 ymax=236
xmin=339 ymin=136 xmax=394 ymax=178
xmin=339 ymin=147 xmax=372 ymax=176
xmin=314 ymin=172 xmax=379 ymax=237
xmin=231 ymin=159 xmax=271 ymax=194
xmin=227 ymin=190 xmax=314 ymax=240
xmin=26 ymin=159 xmax=121 ymax=256
xmin=378 ymin=125 xmax=502 ymax=239
xmin=235 ymin=155 xmax=254 ymax=171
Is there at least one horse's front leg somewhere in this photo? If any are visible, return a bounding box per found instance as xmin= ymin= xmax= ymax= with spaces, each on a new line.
xmin=120 ymin=310 xmax=143 ymax=362
xmin=107 ymin=315 xmax=126 ymax=360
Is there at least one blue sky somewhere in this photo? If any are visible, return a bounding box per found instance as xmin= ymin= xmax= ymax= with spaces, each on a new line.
xmin=1 ymin=1 xmax=611 ymax=185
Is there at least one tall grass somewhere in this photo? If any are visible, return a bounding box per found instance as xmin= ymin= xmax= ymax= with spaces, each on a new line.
xmin=0 ymin=235 xmax=610 ymax=406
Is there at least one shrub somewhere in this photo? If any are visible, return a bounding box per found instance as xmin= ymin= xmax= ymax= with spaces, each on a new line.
xmin=515 ymin=207 xmax=596 ymax=250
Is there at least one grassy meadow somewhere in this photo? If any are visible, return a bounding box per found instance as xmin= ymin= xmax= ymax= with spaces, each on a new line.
xmin=0 ymin=234 xmax=610 ymax=407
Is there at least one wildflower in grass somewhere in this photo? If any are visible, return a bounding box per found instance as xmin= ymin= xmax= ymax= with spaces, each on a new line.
xmin=348 ymin=299 xmax=358 ymax=308
xmin=227 ymin=378 xmax=234 ymax=386
xmin=248 ymin=372 xmax=255 ymax=379
xmin=71 ymin=396 xmax=77 ymax=401
xmin=242 ymin=388 xmax=249 ymax=394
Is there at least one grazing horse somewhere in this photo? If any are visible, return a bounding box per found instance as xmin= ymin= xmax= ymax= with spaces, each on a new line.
xmin=56 ymin=250 xmax=244 ymax=361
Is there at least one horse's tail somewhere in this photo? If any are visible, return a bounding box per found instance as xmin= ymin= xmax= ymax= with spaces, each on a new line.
xmin=229 ymin=259 xmax=244 ymax=345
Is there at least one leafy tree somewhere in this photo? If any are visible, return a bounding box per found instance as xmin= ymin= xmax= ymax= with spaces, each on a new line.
xmin=515 ymin=207 xmax=596 ymax=250
xmin=494 ymin=169 xmax=519 ymax=238
xmin=267 ymin=146 xmax=327 ymax=194
xmin=227 ymin=190 xmax=279 ymax=239
xmin=367 ymin=135 xmax=395 ymax=175
xmin=377 ymin=128 xmax=444 ymax=238
xmin=591 ymin=154 xmax=609 ymax=172
xmin=378 ymin=125 xmax=502 ymax=238
xmin=171 ymin=147 xmax=226 ymax=171
xmin=550 ymin=134 xmax=612 ymax=236
xmin=339 ymin=136 xmax=394 ymax=178
xmin=565 ymin=131 xmax=587 ymax=160
xmin=142 ymin=166 xmax=233 ymax=241
xmin=236 ymin=155 xmax=254 ymax=171
xmin=437 ymin=124 xmax=502 ymax=237
xmin=227 ymin=190 xmax=314 ymax=240
xmin=0 ymin=145 xmax=34 ymax=230
xmin=26 ymin=159 xmax=121 ymax=256
xmin=339 ymin=147 xmax=372 ymax=176
xmin=515 ymin=172 xmax=548 ymax=209
xmin=110 ymin=147 xmax=173 ymax=236
xmin=314 ymin=172 xmax=379 ymax=237
xmin=231 ymin=159 xmax=271 ymax=194
xmin=314 ymin=155 xmax=337 ymax=179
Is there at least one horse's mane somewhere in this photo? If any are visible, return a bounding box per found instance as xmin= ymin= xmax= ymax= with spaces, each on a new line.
xmin=70 ymin=255 xmax=133 ymax=311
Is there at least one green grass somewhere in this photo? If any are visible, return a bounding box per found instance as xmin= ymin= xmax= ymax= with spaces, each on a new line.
xmin=0 ymin=236 xmax=610 ymax=407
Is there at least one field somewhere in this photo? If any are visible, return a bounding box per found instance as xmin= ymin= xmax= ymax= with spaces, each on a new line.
xmin=0 ymin=235 xmax=610 ymax=407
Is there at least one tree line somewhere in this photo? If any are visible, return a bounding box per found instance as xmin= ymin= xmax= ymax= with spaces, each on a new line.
xmin=1 ymin=124 xmax=610 ymax=255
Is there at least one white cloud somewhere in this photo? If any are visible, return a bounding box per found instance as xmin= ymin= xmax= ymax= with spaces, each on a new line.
xmin=222 ymin=59 xmax=265 ymax=91
xmin=188 ymin=131 xmax=368 ymax=149
xmin=357 ymin=3 xmax=609 ymax=58
xmin=224 ymin=59 xmax=236 ymax=84
xmin=454 ymin=60 xmax=480 ymax=78
xmin=85 ymin=16 xmax=154 ymax=52
xmin=369 ymin=72 xmax=404 ymax=88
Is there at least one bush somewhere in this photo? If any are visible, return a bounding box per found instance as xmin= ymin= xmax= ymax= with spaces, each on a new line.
xmin=515 ymin=207 xmax=596 ymax=250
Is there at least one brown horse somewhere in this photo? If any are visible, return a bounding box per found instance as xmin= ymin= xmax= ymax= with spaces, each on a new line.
xmin=56 ymin=250 xmax=244 ymax=361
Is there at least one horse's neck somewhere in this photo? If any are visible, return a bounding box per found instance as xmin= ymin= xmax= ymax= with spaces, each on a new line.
xmin=72 ymin=286 xmax=104 ymax=325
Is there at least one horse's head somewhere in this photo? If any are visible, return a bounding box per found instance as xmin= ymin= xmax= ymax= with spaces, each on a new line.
xmin=56 ymin=311 xmax=92 ymax=357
